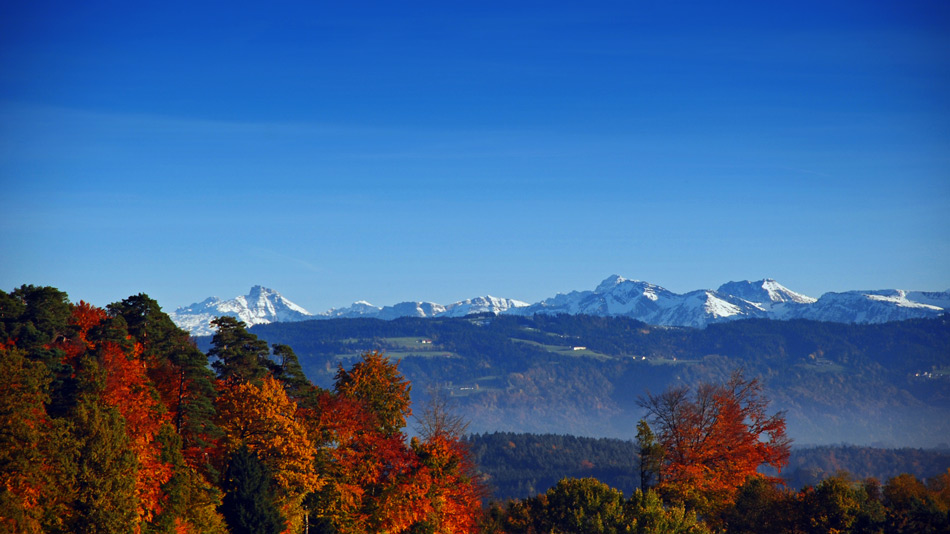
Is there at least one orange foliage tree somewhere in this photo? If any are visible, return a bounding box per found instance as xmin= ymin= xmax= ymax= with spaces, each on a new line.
xmin=638 ymin=370 xmax=791 ymax=514
xmin=411 ymin=433 xmax=485 ymax=533
xmin=310 ymin=390 xmax=431 ymax=534
xmin=70 ymin=302 xmax=174 ymax=525
xmin=333 ymin=351 xmax=412 ymax=436
xmin=214 ymin=375 xmax=321 ymax=531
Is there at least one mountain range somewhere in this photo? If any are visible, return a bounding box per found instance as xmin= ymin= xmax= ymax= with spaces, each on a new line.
xmin=169 ymin=276 xmax=950 ymax=336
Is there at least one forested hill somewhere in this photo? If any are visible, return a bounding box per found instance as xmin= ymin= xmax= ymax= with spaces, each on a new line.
xmin=229 ymin=313 xmax=950 ymax=447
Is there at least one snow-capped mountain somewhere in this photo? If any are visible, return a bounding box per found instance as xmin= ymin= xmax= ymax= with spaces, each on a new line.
xmin=169 ymin=285 xmax=313 ymax=336
xmin=314 ymin=296 xmax=529 ymax=321
xmin=715 ymin=279 xmax=817 ymax=319
xmin=512 ymin=276 xmax=771 ymax=327
xmin=169 ymin=279 xmax=949 ymax=336
xmin=514 ymin=276 xmax=947 ymax=327
xmin=170 ymin=288 xmax=530 ymax=335
xmin=797 ymin=289 xmax=950 ymax=324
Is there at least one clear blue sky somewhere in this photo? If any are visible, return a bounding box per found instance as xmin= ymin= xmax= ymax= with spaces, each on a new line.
xmin=2 ymin=1 xmax=948 ymax=313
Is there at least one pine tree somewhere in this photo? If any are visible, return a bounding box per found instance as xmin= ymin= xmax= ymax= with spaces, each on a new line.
xmin=220 ymin=445 xmax=285 ymax=534
xmin=209 ymin=317 xmax=270 ymax=384
xmin=108 ymin=294 xmax=220 ymax=462
xmin=269 ymin=343 xmax=314 ymax=401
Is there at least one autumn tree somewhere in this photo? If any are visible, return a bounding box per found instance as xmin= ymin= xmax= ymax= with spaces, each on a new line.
xmin=719 ymin=476 xmax=797 ymax=534
xmin=108 ymin=294 xmax=220 ymax=457
xmin=310 ymin=352 xmax=457 ymax=534
xmin=638 ymin=370 xmax=791 ymax=515
xmin=334 ymin=350 xmax=412 ymax=436
xmin=410 ymin=433 xmax=485 ymax=533
xmin=215 ymin=375 xmax=320 ymax=531
xmin=149 ymin=424 xmax=228 ymax=534
xmin=883 ymin=472 xmax=950 ymax=533
xmin=415 ymin=388 xmax=470 ymax=441
xmin=309 ymin=391 xmax=427 ymax=534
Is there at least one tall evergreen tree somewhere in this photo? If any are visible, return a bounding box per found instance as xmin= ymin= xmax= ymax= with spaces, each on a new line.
xmin=209 ymin=317 xmax=270 ymax=384
xmin=220 ymin=445 xmax=285 ymax=534
xmin=67 ymin=392 xmax=141 ymax=534
xmin=108 ymin=294 xmax=220 ymax=452
xmin=269 ymin=343 xmax=314 ymax=401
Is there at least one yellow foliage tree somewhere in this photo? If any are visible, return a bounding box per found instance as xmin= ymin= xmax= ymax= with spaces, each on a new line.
xmin=215 ymin=375 xmax=322 ymax=531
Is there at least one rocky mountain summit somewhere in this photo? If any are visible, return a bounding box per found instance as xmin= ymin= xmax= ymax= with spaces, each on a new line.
xmin=168 ymin=285 xmax=312 ymax=336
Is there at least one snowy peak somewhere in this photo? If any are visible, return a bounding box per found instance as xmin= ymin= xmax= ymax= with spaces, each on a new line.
xmin=169 ymin=286 xmax=313 ymax=336
xmin=595 ymin=274 xmax=629 ymax=293
xmin=441 ymin=296 xmax=530 ymax=317
xmin=316 ymin=296 xmax=530 ymax=321
xmin=798 ymin=289 xmax=950 ymax=324
xmin=517 ymin=277 xmax=944 ymax=327
xmin=717 ymin=279 xmax=817 ymax=307
xmin=169 ymin=278 xmax=949 ymax=335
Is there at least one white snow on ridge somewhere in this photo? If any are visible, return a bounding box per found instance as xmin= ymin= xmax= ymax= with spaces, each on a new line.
xmin=169 ymin=285 xmax=313 ymax=336
xmin=169 ymin=278 xmax=950 ymax=336
xmin=703 ymin=291 xmax=744 ymax=318
xmin=864 ymin=290 xmax=943 ymax=310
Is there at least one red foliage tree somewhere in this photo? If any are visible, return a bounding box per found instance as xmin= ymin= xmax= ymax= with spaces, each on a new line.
xmin=639 ymin=370 xmax=791 ymax=514
xmin=67 ymin=302 xmax=173 ymax=525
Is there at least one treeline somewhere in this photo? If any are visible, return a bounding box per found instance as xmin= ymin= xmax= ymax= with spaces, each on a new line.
xmin=0 ymin=286 xmax=481 ymax=533
xmin=482 ymin=472 xmax=950 ymax=534
xmin=467 ymin=433 xmax=640 ymax=500
xmin=250 ymin=313 xmax=950 ymax=378
xmin=783 ymin=445 xmax=950 ymax=489
xmin=468 ymin=432 xmax=950 ymax=501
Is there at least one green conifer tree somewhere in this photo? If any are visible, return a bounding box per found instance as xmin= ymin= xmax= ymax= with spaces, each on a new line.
xmin=209 ymin=317 xmax=270 ymax=384
xmin=220 ymin=445 xmax=285 ymax=534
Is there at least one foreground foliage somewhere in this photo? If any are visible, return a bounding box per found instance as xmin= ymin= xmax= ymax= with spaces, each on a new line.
xmin=0 ymin=286 xmax=483 ymax=533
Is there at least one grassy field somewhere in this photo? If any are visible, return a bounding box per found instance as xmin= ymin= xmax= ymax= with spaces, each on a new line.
xmin=328 ymin=337 xmax=458 ymax=361
xmin=510 ymin=338 xmax=614 ymax=361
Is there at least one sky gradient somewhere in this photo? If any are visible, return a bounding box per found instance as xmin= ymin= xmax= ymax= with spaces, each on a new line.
xmin=2 ymin=1 xmax=949 ymax=313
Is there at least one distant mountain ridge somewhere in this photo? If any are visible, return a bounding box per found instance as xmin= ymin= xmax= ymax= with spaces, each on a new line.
xmin=168 ymin=277 xmax=950 ymax=335
xmin=168 ymin=285 xmax=313 ymax=336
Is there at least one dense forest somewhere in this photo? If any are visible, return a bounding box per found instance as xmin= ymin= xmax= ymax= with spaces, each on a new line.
xmin=239 ymin=313 xmax=950 ymax=446
xmin=2 ymin=285 xmax=949 ymax=533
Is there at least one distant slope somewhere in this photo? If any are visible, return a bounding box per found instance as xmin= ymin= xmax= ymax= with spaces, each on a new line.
xmin=243 ymin=314 xmax=950 ymax=447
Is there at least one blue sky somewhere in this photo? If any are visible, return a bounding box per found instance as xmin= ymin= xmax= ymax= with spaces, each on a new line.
xmin=2 ymin=1 xmax=948 ymax=313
